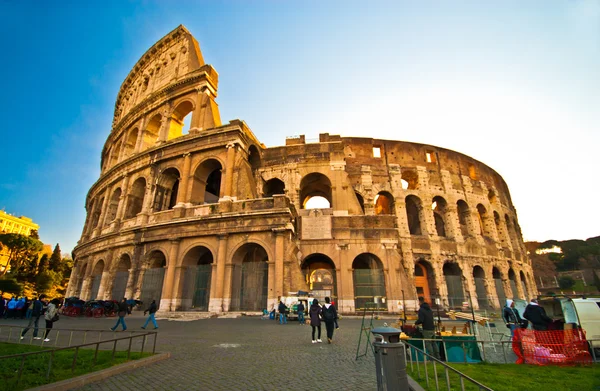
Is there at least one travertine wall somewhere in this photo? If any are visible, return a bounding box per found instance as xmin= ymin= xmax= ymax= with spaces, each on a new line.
xmin=69 ymin=25 xmax=536 ymax=314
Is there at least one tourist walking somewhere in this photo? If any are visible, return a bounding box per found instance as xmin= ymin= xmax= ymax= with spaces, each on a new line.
xmin=110 ymin=298 xmax=128 ymax=332
xmin=415 ymin=296 xmax=439 ymax=359
xmin=322 ymin=297 xmax=338 ymax=344
xmin=503 ymin=299 xmax=525 ymax=339
xmin=43 ymin=298 xmax=60 ymax=342
xmin=25 ymin=297 xmax=33 ymax=319
xmin=21 ymin=294 xmax=46 ymax=340
xmin=309 ymin=299 xmax=322 ymax=343
xmin=278 ymin=300 xmax=288 ymax=324
xmin=523 ymin=299 xmax=552 ymax=331
xmin=141 ymin=300 xmax=158 ymax=329
xmin=297 ymin=301 xmax=305 ymax=325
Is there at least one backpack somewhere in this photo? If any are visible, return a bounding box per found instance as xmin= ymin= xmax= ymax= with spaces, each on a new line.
xmin=323 ymin=306 xmax=335 ymax=321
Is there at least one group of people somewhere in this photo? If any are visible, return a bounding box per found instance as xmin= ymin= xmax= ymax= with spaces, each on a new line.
xmin=503 ymin=298 xmax=553 ymax=337
xmin=1 ymin=296 xmax=39 ymax=319
xmin=109 ymin=298 xmax=159 ymax=331
xmin=277 ymin=297 xmax=339 ymax=344
xmin=19 ymin=294 xmax=61 ymax=342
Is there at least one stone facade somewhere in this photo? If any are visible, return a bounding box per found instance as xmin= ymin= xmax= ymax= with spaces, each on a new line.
xmin=69 ymin=25 xmax=537 ymax=314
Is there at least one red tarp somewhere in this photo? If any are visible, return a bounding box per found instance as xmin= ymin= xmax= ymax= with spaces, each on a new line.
xmin=512 ymin=328 xmax=593 ymax=365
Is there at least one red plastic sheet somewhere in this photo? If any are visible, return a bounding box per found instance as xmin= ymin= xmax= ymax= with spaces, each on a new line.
xmin=513 ymin=328 xmax=593 ymax=365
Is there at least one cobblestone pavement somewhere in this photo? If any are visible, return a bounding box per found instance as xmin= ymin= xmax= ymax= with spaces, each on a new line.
xmin=1 ymin=314 xmax=517 ymax=390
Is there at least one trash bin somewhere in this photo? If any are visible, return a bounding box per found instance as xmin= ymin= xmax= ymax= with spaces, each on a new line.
xmin=371 ymin=326 xmax=410 ymax=390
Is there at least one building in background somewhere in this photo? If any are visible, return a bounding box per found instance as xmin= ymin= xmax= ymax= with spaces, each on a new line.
xmin=0 ymin=210 xmax=40 ymax=272
xmin=69 ymin=26 xmax=537 ymax=315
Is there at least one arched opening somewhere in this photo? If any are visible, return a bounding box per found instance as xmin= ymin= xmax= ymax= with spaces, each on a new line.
xmin=263 ymin=178 xmax=285 ymax=197
xmin=355 ymin=192 xmax=365 ymax=214
xmin=111 ymin=254 xmax=131 ymax=301
xmin=494 ymin=211 xmax=503 ymax=243
xmin=190 ymin=159 xmax=222 ymax=204
xmin=443 ymin=262 xmax=464 ymax=308
xmin=109 ymin=140 xmax=122 ymax=167
xmin=401 ymin=170 xmax=418 ymax=190
xmin=405 ymin=195 xmax=423 ymax=235
xmin=106 ymin=188 xmax=121 ymax=223
xmin=168 ymin=101 xmax=194 ymax=139
xmin=301 ymin=254 xmax=337 ymax=303
xmin=125 ymin=177 xmax=146 ymax=219
xmin=90 ymin=260 xmax=104 ymax=300
xmin=353 ymin=253 xmax=386 ymax=311
xmin=180 ymin=246 xmax=214 ymax=311
xmin=520 ymin=271 xmax=529 ymax=300
xmin=375 ymin=192 xmax=394 ymax=215
xmin=248 ymin=145 xmax=261 ymax=172
xmin=229 ymin=244 xmax=269 ymax=311
xmin=140 ymin=250 xmax=166 ymax=310
xmin=414 ymin=260 xmax=435 ymax=305
xmin=432 ymin=196 xmax=447 ymax=237
xmin=124 ymin=127 xmax=138 ymax=157
xmin=493 ymin=267 xmax=506 ymax=307
xmin=142 ymin=114 xmax=162 ymax=150
xmin=508 ymin=268 xmax=520 ymax=299
xmin=473 ymin=266 xmax=490 ymax=309
xmin=477 ymin=204 xmax=492 ymax=238
xmin=300 ymin=173 xmax=332 ymax=209
xmin=153 ymin=168 xmax=180 ymax=212
xmin=457 ymin=200 xmax=471 ymax=238
xmin=91 ymin=196 xmax=104 ymax=229
xmin=488 ymin=189 xmax=497 ymax=204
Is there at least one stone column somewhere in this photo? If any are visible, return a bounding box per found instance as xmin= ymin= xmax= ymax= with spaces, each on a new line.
xmin=331 ymin=161 xmax=347 ymax=214
xmin=514 ymin=271 xmax=526 ymax=300
xmin=93 ymin=188 xmax=111 ymax=235
xmin=267 ymin=260 xmax=276 ymax=309
xmin=124 ymin=268 xmax=136 ymax=300
xmin=222 ymin=263 xmax=234 ymax=312
xmin=170 ymin=265 xmax=186 ymax=310
xmin=96 ymin=271 xmax=112 ymax=300
xmin=139 ymin=184 xmax=155 ymax=225
xmin=132 ymin=267 xmax=146 ymax=300
xmin=222 ymin=142 xmax=237 ymax=200
xmin=209 ymin=234 xmax=228 ymax=312
xmin=134 ymin=126 xmax=144 ymax=153
xmin=115 ymin=175 xmax=131 ymax=222
xmin=273 ymin=229 xmax=285 ymax=298
xmin=160 ymin=239 xmax=180 ymax=311
xmin=444 ymin=204 xmax=461 ymax=241
xmin=175 ymin=153 xmax=192 ymax=206
xmin=158 ymin=110 xmax=173 ymax=143
xmin=462 ymin=270 xmax=479 ymax=311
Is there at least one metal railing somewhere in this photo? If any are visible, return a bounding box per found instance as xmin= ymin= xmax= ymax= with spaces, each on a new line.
xmin=403 ymin=341 xmax=493 ymax=391
xmin=0 ymin=324 xmax=158 ymax=388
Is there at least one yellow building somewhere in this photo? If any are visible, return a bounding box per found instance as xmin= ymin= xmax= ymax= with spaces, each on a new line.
xmin=0 ymin=211 xmax=40 ymax=272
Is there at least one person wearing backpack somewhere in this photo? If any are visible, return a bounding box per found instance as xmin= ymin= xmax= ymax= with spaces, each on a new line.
xmin=43 ymin=298 xmax=60 ymax=342
xmin=322 ymin=297 xmax=338 ymax=344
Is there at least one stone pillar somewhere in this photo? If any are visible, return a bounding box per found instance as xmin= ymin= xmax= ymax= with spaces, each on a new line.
xmin=134 ymin=126 xmax=144 ymax=153
xmin=274 ymin=229 xmax=285 ymax=298
xmin=267 ymin=260 xmax=276 ymax=309
xmin=209 ymin=234 xmax=228 ymax=312
xmin=222 ymin=263 xmax=234 ymax=312
xmin=124 ymin=268 xmax=136 ymax=299
xmin=93 ymin=188 xmax=111 ymax=234
xmin=444 ymin=204 xmax=461 ymax=241
xmin=139 ymin=184 xmax=155 ymax=225
xmin=160 ymin=239 xmax=180 ymax=311
xmin=132 ymin=267 xmax=146 ymax=301
xmin=331 ymin=161 xmax=348 ymax=214
xmin=158 ymin=110 xmax=173 ymax=143
xmin=462 ymin=270 xmax=479 ymax=311
xmin=175 ymin=153 xmax=192 ymax=206
xmin=222 ymin=142 xmax=237 ymax=200
xmin=96 ymin=271 xmax=112 ymax=300
xmin=115 ymin=175 xmax=131 ymax=222
xmin=99 ymin=184 xmax=116 ymax=228
xmin=514 ymin=271 xmax=526 ymax=300
xmin=170 ymin=265 xmax=186 ymax=310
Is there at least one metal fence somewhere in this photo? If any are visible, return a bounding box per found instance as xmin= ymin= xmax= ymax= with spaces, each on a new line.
xmin=0 ymin=324 xmax=158 ymax=388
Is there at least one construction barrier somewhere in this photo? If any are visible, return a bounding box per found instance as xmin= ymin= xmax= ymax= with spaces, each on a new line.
xmin=513 ymin=328 xmax=592 ymax=365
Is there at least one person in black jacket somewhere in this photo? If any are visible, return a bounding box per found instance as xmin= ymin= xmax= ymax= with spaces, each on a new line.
xmin=503 ymin=299 xmax=525 ymax=339
xmin=141 ymin=299 xmax=158 ymax=329
xmin=523 ymin=299 xmax=552 ymax=331
xmin=415 ymin=296 xmax=439 ymax=359
xmin=309 ymin=299 xmax=322 ymax=343
xmin=110 ymin=298 xmax=128 ymax=331
xmin=322 ymin=297 xmax=338 ymax=344
xmin=20 ymin=294 xmax=46 ymax=340
xmin=278 ymin=300 xmax=288 ymax=324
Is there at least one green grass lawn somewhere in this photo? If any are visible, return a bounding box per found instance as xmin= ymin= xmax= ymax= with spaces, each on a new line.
xmin=408 ymin=362 xmax=600 ymax=391
xmin=0 ymin=342 xmax=152 ymax=391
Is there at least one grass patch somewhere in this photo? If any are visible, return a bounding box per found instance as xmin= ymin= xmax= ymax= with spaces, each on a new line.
xmin=408 ymin=361 xmax=600 ymax=391
xmin=0 ymin=342 xmax=153 ymax=391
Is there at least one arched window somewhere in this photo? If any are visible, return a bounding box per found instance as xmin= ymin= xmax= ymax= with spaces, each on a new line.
xmin=401 ymin=170 xmax=418 ymax=190
xmin=125 ymin=177 xmax=146 ymax=219
xmin=457 ymin=200 xmax=470 ymax=237
xmin=190 ymin=159 xmax=222 ymax=204
xmin=300 ymin=173 xmax=332 ymax=209
xmin=141 ymin=114 xmax=162 ymax=150
xmin=169 ymin=101 xmax=194 ymax=139
xmin=355 ymin=192 xmax=365 ymax=214
xmin=477 ymin=204 xmax=492 ymax=237
xmin=375 ymin=192 xmax=394 ymax=215
xmin=432 ymin=196 xmax=447 ymax=237
xmin=405 ymin=195 xmax=422 ymax=235
xmin=443 ymin=262 xmax=464 ymax=308
xmin=124 ymin=127 xmax=139 ymax=157
xmin=248 ymin=145 xmax=261 ymax=172
xmin=263 ymin=178 xmax=285 ymax=197
xmin=106 ymin=188 xmax=122 ymax=222
xmin=153 ymin=168 xmax=180 ymax=211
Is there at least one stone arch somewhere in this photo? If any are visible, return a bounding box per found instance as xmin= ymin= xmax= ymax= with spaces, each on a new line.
xmin=355 ymin=191 xmax=365 ymax=214
xmin=405 ymin=195 xmax=423 ymax=235
xmin=414 ymin=259 xmax=436 ymax=305
xmin=401 ymin=169 xmax=418 ymax=190
xmin=248 ymin=145 xmax=261 ymax=172
xmin=179 ymin=245 xmax=214 ymax=310
xmin=375 ymin=191 xmax=394 ymax=215
xmin=352 ymin=253 xmax=386 ymax=311
xmin=124 ymin=127 xmax=139 ymax=157
xmin=300 ymin=172 xmax=332 ymax=209
xmin=106 ymin=188 xmax=122 ymax=223
xmin=473 ymin=266 xmax=490 ymax=309
xmin=263 ymin=178 xmax=285 ymax=197
xmin=519 ymin=270 xmax=529 ymax=300
xmin=139 ymin=250 xmax=167 ymax=309
xmin=111 ymin=254 xmax=131 ymax=300
xmin=110 ymin=139 xmax=122 ymax=167
xmin=125 ymin=177 xmax=147 ymax=219
xmin=76 ymin=262 xmax=88 ymax=297
xmin=90 ymin=259 xmax=105 ymax=300
xmin=229 ymin=243 xmax=269 ymax=311
xmin=141 ymin=113 xmax=162 ymax=150
xmin=443 ymin=262 xmax=464 ymax=308
xmin=154 ymin=167 xmax=180 ymax=211
xmin=432 ymin=196 xmax=447 ymax=237
xmin=457 ymin=200 xmax=471 ymax=237
xmin=493 ymin=267 xmax=506 ymax=306
xmin=190 ymin=158 xmax=222 ymax=204
xmin=477 ymin=204 xmax=493 ymax=238
xmin=508 ymin=268 xmax=520 ymax=299
xmin=168 ymin=100 xmax=195 ymax=139
xmin=301 ymin=253 xmax=337 ymax=303
xmin=90 ymin=195 xmax=105 ymax=229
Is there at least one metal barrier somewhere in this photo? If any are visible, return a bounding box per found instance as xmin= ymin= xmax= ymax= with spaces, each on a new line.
xmin=0 ymin=324 xmax=158 ymax=387
xmin=403 ymin=342 xmax=494 ymax=391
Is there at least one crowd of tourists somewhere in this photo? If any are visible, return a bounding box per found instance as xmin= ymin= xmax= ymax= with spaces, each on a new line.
xmin=274 ymin=296 xmax=340 ymax=344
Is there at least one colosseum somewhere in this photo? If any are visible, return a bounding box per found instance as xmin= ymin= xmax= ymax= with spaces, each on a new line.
xmin=68 ymin=25 xmax=537 ymax=315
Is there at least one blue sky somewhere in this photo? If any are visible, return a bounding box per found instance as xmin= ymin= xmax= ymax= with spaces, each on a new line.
xmin=1 ymin=1 xmax=598 ymax=254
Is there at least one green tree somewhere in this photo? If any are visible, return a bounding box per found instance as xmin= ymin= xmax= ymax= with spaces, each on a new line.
xmin=0 ymin=277 xmax=23 ymax=295
xmin=0 ymin=233 xmax=43 ymax=276
xmin=35 ymin=271 xmax=57 ymax=293
xmin=558 ymin=276 xmax=576 ymax=290
xmin=49 ymin=243 xmax=62 ymax=272
xmin=38 ymin=253 xmax=49 ymax=273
